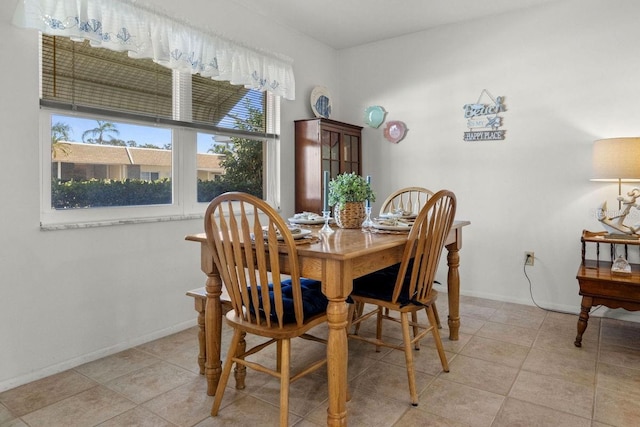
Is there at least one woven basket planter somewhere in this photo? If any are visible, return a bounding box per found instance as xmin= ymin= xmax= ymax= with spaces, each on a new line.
xmin=334 ymin=202 xmax=365 ymax=229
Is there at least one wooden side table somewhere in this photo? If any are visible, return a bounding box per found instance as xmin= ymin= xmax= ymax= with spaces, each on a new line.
xmin=575 ymin=230 xmax=640 ymax=347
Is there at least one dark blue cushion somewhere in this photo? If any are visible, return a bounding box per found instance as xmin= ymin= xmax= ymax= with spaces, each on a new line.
xmin=352 ymin=262 xmax=413 ymax=305
xmin=251 ymin=278 xmax=328 ymax=324
xmin=352 ymin=260 xmax=440 ymax=306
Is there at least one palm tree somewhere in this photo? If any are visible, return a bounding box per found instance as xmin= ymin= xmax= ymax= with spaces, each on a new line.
xmin=51 ymin=122 xmax=72 ymax=159
xmin=82 ymin=120 xmax=120 ymax=144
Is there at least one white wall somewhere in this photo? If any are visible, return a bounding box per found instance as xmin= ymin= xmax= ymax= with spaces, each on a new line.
xmin=0 ymin=0 xmax=337 ymax=391
xmin=338 ymin=0 xmax=640 ymax=321
xmin=3 ymin=0 xmax=639 ymax=393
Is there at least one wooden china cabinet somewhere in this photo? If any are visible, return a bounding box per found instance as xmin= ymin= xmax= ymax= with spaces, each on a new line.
xmin=294 ymin=118 xmax=363 ymax=213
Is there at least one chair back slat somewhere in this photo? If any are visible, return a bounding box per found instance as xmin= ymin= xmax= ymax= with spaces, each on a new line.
xmin=380 ymin=186 xmax=434 ymax=217
xmin=204 ymin=192 xmax=306 ymax=328
xmin=391 ymin=190 xmax=456 ymax=305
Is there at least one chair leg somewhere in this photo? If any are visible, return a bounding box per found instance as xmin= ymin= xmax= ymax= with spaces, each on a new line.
xmin=411 ymin=312 xmax=420 ymax=350
xmin=427 ymin=306 xmax=449 ymax=372
xmin=344 ymin=306 xmax=355 ymax=401
xmin=347 ymin=303 xmax=356 ymax=333
xmin=353 ymin=302 xmax=365 ymax=334
xmin=212 ymin=329 xmax=242 ymax=416
xmin=376 ymin=307 xmax=383 ymax=352
xmin=233 ymin=331 xmax=247 ymax=389
xmin=400 ymin=312 xmax=419 ymax=406
xmin=276 ymin=340 xmax=282 ymax=373
xmin=432 ymin=302 xmax=442 ymax=329
xmin=279 ymin=338 xmax=291 ymax=427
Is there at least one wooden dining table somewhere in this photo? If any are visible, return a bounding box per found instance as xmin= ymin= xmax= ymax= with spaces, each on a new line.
xmin=185 ymin=219 xmax=469 ymax=426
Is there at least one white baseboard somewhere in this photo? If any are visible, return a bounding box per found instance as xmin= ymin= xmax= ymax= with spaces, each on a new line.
xmin=0 ymin=319 xmax=196 ymax=393
xmin=431 ymin=283 xmax=640 ymax=323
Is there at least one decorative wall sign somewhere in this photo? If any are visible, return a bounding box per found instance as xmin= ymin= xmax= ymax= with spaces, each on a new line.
xmin=463 ymin=90 xmax=506 ymax=141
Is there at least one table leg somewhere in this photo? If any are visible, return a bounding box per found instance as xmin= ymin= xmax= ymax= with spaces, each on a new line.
xmin=575 ymin=296 xmax=592 ymax=348
xmin=323 ymin=256 xmax=350 ymax=427
xmin=202 ymin=245 xmax=224 ymax=396
xmin=192 ymin=297 xmax=206 ymax=375
xmin=446 ymin=243 xmax=461 ymax=340
xmin=326 ymin=298 xmax=348 ymax=427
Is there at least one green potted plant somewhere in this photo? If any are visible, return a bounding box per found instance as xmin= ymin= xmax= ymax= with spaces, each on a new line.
xmin=328 ymin=172 xmax=375 ymax=228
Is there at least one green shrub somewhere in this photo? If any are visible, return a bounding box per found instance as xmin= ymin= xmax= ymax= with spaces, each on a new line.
xmin=52 ymin=178 xmax=172 ymax=208
xmin=51 ymin=178 xmax=263 ymax=208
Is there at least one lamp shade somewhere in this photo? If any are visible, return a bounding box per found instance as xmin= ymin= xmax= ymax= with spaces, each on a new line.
xmin=592 ymin=137 xmax=640 ymax=181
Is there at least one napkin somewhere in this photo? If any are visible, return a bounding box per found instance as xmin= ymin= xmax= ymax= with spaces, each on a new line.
xmin=262 ymin=226 xmax=301 ymax=237
xmin=293 ymin=211 xmax=322 ymax=220
xmin=376 ymin=218 xmax=411 ymax=227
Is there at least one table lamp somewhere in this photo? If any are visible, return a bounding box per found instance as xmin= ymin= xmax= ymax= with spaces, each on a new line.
xmin=591 ymin=137 xmax=640 ymax=236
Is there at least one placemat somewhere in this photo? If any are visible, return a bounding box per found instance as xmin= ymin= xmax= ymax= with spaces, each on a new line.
xmin=368 ymin=228 xmax=410 ymax=235
xmin=292 ymin=235 xmax=320 ymax=245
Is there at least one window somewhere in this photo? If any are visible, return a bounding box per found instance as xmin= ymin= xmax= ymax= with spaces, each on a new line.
xmin=40 ymin=35 xmax=279 ymax=228
xmin=50 ymin=114 xmax=173 ymax=209
xmin=140 ymin=172 xmax=160 ymax=181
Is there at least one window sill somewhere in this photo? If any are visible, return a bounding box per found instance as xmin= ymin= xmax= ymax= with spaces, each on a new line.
xmin=40 ymin=213 xmax=204 ymax=231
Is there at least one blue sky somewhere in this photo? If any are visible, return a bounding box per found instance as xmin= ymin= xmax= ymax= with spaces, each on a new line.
xmin=53 ymin=114 xmax=217 ymax=153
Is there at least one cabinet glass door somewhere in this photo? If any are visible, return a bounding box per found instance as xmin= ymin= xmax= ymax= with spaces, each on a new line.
xmin=343 ymin=134 xmax=360 ymax=173
xmin=321 ymin=128 xmax=341 ymax=178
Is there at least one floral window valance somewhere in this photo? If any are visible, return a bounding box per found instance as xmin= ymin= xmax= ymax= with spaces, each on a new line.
xmin=12 ymin=0 xmax=296 ymax=100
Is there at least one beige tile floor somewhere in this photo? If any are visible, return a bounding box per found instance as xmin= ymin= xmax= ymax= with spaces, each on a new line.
xmin=1 ymin=294 xmax=640 ymax=426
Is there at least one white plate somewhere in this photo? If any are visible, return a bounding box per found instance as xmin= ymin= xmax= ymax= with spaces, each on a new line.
xmin=288 ymin=217 xmax=331 ymax=225
xmin=310 ymin=86 xmax=332 ymax=118
xmin=289 ymin=229 xmax=313 ymax=240
xmin=261 ymin=228 xmax=313 ymax=240
xmin=372 ymin=222 xmax=412 ymax=232
xmin=379 ymin=212 xmax=417 ymax=219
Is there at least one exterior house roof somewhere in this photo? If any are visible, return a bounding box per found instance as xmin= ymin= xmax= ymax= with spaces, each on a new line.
xmin=56 ymin=142 xmax=131 ymax=165
xmin=197 ymin=153 xmax=225 ymax=171
xmin=54 ymin=141 xmax=225 ymax=173
xmin=128 ymin=147 xmax=171 ymax=166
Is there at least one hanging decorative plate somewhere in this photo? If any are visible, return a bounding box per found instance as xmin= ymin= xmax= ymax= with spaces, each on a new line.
xmin=383 ymin=121 xmax=407 ymax=143
xmin=364 ymin=105 xmax=386 ymax=128
xmin=310 ymin=86 xmax=332 ymax=119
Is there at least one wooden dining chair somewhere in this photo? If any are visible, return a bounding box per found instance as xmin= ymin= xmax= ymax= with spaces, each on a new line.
xmin=206 ymin=192 xmax=329 ymax=426
xmin=365 ymin=186 xmax=442 ymax=331
xmin=348 ymin=190 xmax=456 ymax=406
xmin=379 ymin=186 xmax=434 ymax=217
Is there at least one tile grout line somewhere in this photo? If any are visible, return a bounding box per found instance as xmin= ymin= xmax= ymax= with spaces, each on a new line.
xmin=591 ymin=315 xmax=602 ymax=424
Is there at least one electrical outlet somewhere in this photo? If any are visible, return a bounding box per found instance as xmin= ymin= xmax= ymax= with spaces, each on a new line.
xmin=525 ymin=251 xmax=534 ymax=266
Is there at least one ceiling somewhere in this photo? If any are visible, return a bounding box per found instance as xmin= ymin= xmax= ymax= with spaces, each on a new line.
xmin=229 ymin=0 xmax=564 ymax=50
